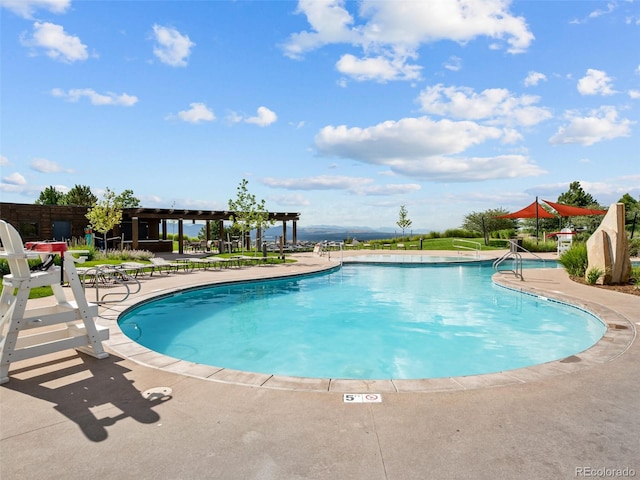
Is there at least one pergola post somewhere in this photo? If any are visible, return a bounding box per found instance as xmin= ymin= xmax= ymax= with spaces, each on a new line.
xmin=281 ymin=220 xmax=287 ymax=245
xmin=132 ymin=217 xmax=139 ymax=250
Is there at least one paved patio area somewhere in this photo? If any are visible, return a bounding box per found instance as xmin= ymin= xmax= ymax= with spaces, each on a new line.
xmin=1 ymin=251 xmax=638 ymax=479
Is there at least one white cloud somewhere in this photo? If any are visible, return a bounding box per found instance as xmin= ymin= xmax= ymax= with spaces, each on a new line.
xmin=268 ymin=193 xmax=311 ymax=207
xmin=1 ymin=0 xmax=70 ymax=19
xmin=524 ymin=71 xmax=547 ymax=87
xmin=245 ymin=106 xmax=278 ymax=127
xmin=175 ymin=102 xmax=215 ymax=123
xmin=417 ymin=84 xmax=552 ymax=127
xmin=549 ymin=106 xmax=633 ymax=146
xmin=336 ymin=54 xmax=421 ymax=82
xmin=30 ymin=158 xmax=74 ymax=173
xmin=2 ymin=172 xmax=27 ymax=185
xmin=261 ymin=175 xmax=421 ymax=196
xmin=443 ymin=56 xmax=462 ymax=72
xmin=51 ymin=88 xmax=138 ymax=106
xmin=21 ymin=22 xmax=89 ymax=63
xmin=282 ymin=0 xmax=533 ymax=82
xmin=263 ymin=175 xmax=373 ymax=191
xmin=628 ymin=90 xmax=640 ymax=99
xmin=0 ymin=155 xmax=9 ymax=166
xmin=152 ymin=24 xmax=195 ymax=67
xmin=577 ymin=69 xmax=616 ymax=95
xmin=313 ymin=116 xmax=545 ymax=182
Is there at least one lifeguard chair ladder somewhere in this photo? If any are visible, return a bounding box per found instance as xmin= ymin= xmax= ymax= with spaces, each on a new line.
xmin=0 ymin=220 xmax=109 ymax=384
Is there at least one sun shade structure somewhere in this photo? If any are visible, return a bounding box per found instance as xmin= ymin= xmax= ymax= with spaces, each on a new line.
xmin=542 ymin=200 xmax=607 ymax=217
xmin=496 ymin=200 xmax=556 ymax=219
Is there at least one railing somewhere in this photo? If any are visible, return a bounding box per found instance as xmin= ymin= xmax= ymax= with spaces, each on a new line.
xmin=452 ymin=238 xmax=481 ymax=257
xmin=493 ymin=250 xmax=523 ymax=280
xmin=492 ymin=239 xmax=550 ymax=279
xmin=79 ymin=265 xmax=141 ymax=304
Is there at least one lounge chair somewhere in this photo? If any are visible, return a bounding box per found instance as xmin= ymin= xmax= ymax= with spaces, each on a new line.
xmin=149 ymin=257 xmax=182 ymax=274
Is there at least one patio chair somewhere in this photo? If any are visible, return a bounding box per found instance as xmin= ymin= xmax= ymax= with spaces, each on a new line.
xmin=149 ymin=257 xmax=182 ymax=274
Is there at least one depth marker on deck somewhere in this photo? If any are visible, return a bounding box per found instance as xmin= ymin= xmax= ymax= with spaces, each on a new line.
xmin=343 ymin=393 xmax=382 ymax=403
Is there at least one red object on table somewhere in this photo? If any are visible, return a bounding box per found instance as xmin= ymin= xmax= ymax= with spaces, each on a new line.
xmin=25 ymin=242 xmax=68 ymax=254
xmin=25 ymin=242 xmax=69 ymax=283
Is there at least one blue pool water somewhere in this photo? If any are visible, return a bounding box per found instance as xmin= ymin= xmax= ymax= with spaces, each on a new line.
xmin=118 ymin=262 xmax=606 ymax=380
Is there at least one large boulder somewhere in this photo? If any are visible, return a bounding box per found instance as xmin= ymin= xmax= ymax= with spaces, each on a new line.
xmin=586 ymin=203 xmax=631 ymax=284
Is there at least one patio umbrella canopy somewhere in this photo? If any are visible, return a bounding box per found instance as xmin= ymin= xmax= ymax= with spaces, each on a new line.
xmin=542 ymin=200 xmax=607 ymax=217
xmin=495 ymin=200 xmax=556 ymax=219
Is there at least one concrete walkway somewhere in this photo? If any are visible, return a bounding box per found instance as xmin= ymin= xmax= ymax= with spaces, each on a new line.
xmin=1 ymin=251 xmax=638 ymax=479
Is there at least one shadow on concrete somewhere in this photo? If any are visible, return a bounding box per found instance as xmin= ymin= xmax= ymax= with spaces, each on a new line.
xmin=2 ymin=352 xmax=171 ymax=442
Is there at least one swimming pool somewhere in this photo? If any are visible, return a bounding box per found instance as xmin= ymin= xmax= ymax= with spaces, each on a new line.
xmin=118 ymin=261 xmax=606 ymax=380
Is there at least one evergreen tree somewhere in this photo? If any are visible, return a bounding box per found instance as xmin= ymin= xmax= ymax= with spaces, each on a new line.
xmin=64 ymin=184 xmax=98 ymax=206
xmin=35 ymin=186 xmax=65 ymax=205
xmin=115 ymin=189 xmax=141 ymax=208
xmin=557 ymin=181 xmax=597 ymax=207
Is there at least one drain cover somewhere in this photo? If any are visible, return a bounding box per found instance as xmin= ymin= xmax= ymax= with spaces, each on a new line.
xmin=141 ymin=387 xmax=173 ymax=401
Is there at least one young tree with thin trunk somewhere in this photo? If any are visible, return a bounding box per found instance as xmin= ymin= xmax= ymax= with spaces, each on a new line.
xmin=85 ymin=187 xmax=123 ymax=251
xmin=228 ymin=179 xmax=273 ymax=254
xmin=396 ymin=205 xmax=412 ymax=239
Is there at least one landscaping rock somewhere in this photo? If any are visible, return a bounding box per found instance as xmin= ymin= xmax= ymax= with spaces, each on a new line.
xmin=586 ymin=203 xmax=631 ymax=284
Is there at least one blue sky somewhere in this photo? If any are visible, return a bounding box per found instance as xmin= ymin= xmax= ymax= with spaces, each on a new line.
xmin=1 ymin=0 xmax=639 ymax=231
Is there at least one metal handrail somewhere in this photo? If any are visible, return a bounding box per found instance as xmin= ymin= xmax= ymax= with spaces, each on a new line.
xmin=494 ymin=251 xmax=523 ymax=280
xmin=492 ymin=239 xmax=550 ymax=280
xmin=80 ymin=265 xmax=141 ymax=304
xmin=452 ymin=238 xmax=481 ymax=256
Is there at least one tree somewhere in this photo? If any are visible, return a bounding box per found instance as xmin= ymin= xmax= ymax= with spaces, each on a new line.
xmin=555 ymin=181 xmax=604 ymax=232
xmin=35 ymin=186 xmax=65 ymax=205
xmin=396 ymin=205 xmax=412 ymax=238
xmin=619 ymin=193 xmax=640 ymax=230
xmin=64 ymin=184 xmax=97 ymax=206
xmin=557 ymin=181 xmax=597 ymax=208
xmin=85 ymin=187 xmax=123 ymax=251
xmin=228 ymin=179 xmax=274 ymax=254
xmin=461 ymin=208 xmax=515 ymax=236
xmin=115 ymin=189 xmax=141 ymax=208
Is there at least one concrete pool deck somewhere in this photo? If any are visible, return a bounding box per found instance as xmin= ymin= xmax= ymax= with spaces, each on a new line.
xmin=1 ymin=250 xmax=638 ymax=479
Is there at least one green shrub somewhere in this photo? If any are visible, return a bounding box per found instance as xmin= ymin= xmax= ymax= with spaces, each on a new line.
xmin=443 ymin=228 xmax=479 ymax=238
xmin=585 ymin=266 xmax=605 ymax=285
xmin=68 ymin=244 xmax=98 ymax=261
xmin=492 ymin=229 xmax=516 ymax=239
xmin=522 ymin=238 xmax=557 ymax=253
xmin=101 ymin=249 xmax=154 ymax=261
xmin=629 ymin=238 xmax=640 ymax=257
xmin=558 ymin=242 xmax=588 ymax=277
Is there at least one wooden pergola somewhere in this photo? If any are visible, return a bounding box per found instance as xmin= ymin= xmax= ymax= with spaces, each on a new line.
xmin=121 ymin=207 xmax=300 ymax=254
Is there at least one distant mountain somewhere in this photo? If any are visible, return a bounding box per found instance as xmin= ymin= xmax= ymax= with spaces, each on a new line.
xmin=166 ymin=223 xmax=419 ymax=242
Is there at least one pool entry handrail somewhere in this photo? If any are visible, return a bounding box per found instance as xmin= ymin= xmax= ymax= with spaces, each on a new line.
xmin=452 ymin=238 xmax=481 ymax=257
xmin=493 ymin=250 xmax=523 ymax=279
xmin=78 ymin=265 xmax=142 ymax=305
xmin=493 ymin=238 xmax=549 ymax=279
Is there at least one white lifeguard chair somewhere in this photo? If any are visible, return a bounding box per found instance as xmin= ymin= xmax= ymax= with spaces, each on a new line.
xmin=556 ymin=227 xmax=574 ymax=254
xmin=0 ymin=220 xmax=109 ymax=384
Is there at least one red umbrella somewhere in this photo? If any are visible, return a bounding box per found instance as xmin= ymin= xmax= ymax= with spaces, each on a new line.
xmin=495 ymin=200 xmax=556 ymax=219
xmin=542 ymin=200 xmax=607 ymax=217
xmin=495 ymin=197 xmax=556 ymax=241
